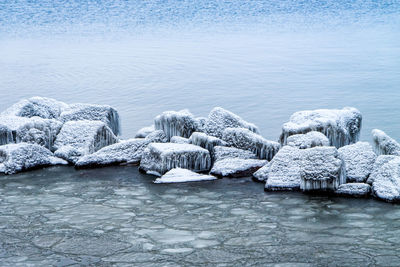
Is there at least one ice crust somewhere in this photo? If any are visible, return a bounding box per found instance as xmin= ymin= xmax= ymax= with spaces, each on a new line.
xmin=0 ymin=143 xmax=67 ymax=174
xmin=370 ymin=156 xmax=400 ymax=202
xmin=335 ymin=183 xmax=371 ymax=197
xmin=154 ymin=110 xmax=200 ymax=141
xmin=338 ymin=142 xmax=377 ymax=183
xmin=170 ymin=136 xmax=190 ymax=144
xmin=210 ymin=158 xmax=267 ymax=178
xmin=154 ymin=168 xmax=217 ymax=183
xmin=222 ymin=128 xmax=280 ymax=160
xmin=135 ymin=125 xmax=155 ymax=138
xmin=204 ymin=107 xmax=259 ymax=138
xmin=139 ymin=143 xmax=212 ymax=176
xmin=286 ymin=131 xmax=329 ymax=149
xmin=54 ymin=120 xmax=118 ymax=164
xmin=213 ymin=146 xmax=257 ymax=162
xmin=280 ymin=107 xmax=362 ymax=148
xmin=367 ymin=155 xmax=398 ymax=185
xmin=189 ymin=132 xmax=227 ymax=154
xmin=372 ymin=129 xmax=400 ymax=156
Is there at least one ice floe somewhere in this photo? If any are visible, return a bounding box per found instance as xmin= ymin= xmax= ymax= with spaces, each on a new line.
xmin=210 ymin=158 xmax=267 ymax=178
xmin=154 ymin=168 xmax=217 ymax=183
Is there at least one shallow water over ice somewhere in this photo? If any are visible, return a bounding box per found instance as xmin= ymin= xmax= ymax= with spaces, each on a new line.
xmin=1 ymin=166 xmax=400 ymax=265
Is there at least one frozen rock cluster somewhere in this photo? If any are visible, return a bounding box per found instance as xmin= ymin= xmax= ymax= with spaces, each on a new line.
xmin=1 ymin=97 xmax=400 ymax=204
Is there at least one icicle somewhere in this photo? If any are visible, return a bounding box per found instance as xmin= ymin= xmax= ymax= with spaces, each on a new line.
xmin=154 ymin=109 xmax=200 ymax=141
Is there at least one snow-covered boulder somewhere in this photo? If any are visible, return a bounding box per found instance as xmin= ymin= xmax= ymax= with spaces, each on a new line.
xmin=338 ymin=142 xmax=376 ymax=183
xmin=254 ymin=146 xmax=303 ymax=190
xmin=0 ymin=116 xmax=63 ymax=150
xmin=367 ymin=155 xmax=398 ymax=184
xmin=300 ymin=146 xmax=346 ymax=192
xmin=0 ymin=143 xmax=67 ymax=174
xmin=372 ymin=129 xmax=400 ymax=156
xmin=222 ymin=128 xmax=280 ymax=160
xmin=54 ymin=120 xmax=118 ymax=164
xmin=139 ymin=143 xmax=212 ymax=176
xmin=335 ymin=183 xmax=371 ymax=197
xmin=189 ymin=132 xmax=227 ymax=154
xmin=195 ymin=117 xmax=207 ymax=132
xmin=170 ymin=136 xmax=190 ymax=144
xmin=135 ymin=125 xmax=155 ymax=138
xmin=370 ymin=156 xmax=400 ymax=202
xmin=210 ymin=158 xmax=267 ymax=178
xmin=154 ymin=109 xmax=200 ymax=141
xmin=204 ymin=107 xmax=259 ymax=138
xmin=280 ymin=107 xmax=362 ymax=148
xmin=60 ymin=103 xmax=120 ymax=136
xmin=213 ymin=146 xmax=257 ymax=162
xmin=286 ymin=131 xmax=329 ymax=149
xmin=154 ymin=168 xmax=217 ymax=183
xmin=1 ymin=97 xmax=68 ymax=119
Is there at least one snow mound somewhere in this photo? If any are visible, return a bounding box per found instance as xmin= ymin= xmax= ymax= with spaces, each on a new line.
xmin=139 ymin=143 xmax=212 ymax=176
xmin=1 ymin=96 xmax=69 ymax=119
xmin=287 ymin=131 xmax=329 ymax=149
xmin=135 ymin=125 xmax=155 ymax=138
xmin=60 ymin=103 xmax=121 ymax=136
xmin=154 ymin=109 xmax=199 ymax=141
xmin=372 ymin=129 xmax=400 ymax=156
xmin=54 ymin=120 xmax=118 ymax=164
xmin=0 ymin=143 xmax=67 ymax=174
xmin=204 ymin=107 xmax=259 ymax=138
xmin=189 ymin=132 xmax=227 ymax=154
xmin=300 ymin=146 xmax=346 ymax=192
xmin=154 ymin=168 xmax=217 ymax=183
xmin=280 ymin=107 xmax=362 ymax=148
xmin=338 ymin=142 xmax=376 ymax=183
xmin=370 ymin=156 xmax=400 ymax=202
xmin=210 ymin=158 xmax=267 ymax=178
xmin=170 ymin=136 xmax=190 ymax=144
xmin=213 ymin=146 xmax=257 ymax=162
xmin=222 ymin=128 xmax=280 ymax=160
xmin=335 ymin=183 xmax=371 ymax=197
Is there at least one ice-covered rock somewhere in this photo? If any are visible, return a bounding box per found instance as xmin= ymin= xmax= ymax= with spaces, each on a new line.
xmin=135 ymin=125 xmax=155 ymax=138
xmin=371 ymin=129 xmax=400 ymax=156
xmin=139 ymin=143 xmax=212 ymax=176
xmin=54 ymin=120 xmax=118 ymax=164
xmin=213 ymin=146 xmax=257 ymax=162
xmin=286 ymin=131 xmax=329 ymax=149
xmin=254 ymin=146 xmax=303 ymax=190
xmin=170 ymin=136 xmax=190 ymax=144
xmin=154 ymin=168 xmax=217 ymax=183
xmin=300 ymin=146 xmax=346 ymax=192
xmin=210 ymin=158 xmax=267 ymax=178
xmin=367 ymin=155 xmax=398 ymax=184
xmin=335 ymin=183 xmax=371 ymax=197
xmin=195 ymin=117 xmax=207 ymax=132
xmin=154 ymin=109 xmax=200 ymax=141
xmin=222 ymin=128 xmax=280 ymax=160
xmin=204 ymin=107 xmax=259 ymax=138
xmin=1 ymin=96 xmax=68 ymax=119
xmin=0 ymin=115 xmax=63 ymax=150
xmin=0 ymin=143 xmax=67 ymax=174
xmin=370 ymin=156 xmax=400 ymax=202
xmin=280 ymin=107 xmax=362 ymax=148
xmin=60 ymin=103 xmax=120 ymax=136
xmin=338 ymin=142 xmax=376 ymax=183
xmin=189 ymin=132 xmax=227 ymax=154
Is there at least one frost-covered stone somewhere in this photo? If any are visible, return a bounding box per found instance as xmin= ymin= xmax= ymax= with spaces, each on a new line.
xmin=367 ymin=155 xmax=398 ymax=184
xmin=370 ymin=156 xmax=400 ymax=202
xmin=189 ymin=132 xmax=227 ymax=154
xmin=154 ymin=168 xmax=217 ymax=183
xmin=280 ymin=107 xmax=362 ymax=148
xmin=254 ymin=146 xmax=303 ymax=190
xmin=54 ymin=120 xmax=118 ymax=164
xmin=139 ymin=143 xmax=212 ymax=176
xmin=154 ymin=109 xmax=200 ymax=141
xmin=60 ymin=103 xmax=121 ymax=136
xmin=286 ymin=131 xmax=329 ymax=149
xmin=335 ymin=183 xmax=371 ymax=197
xmin=204 ymin=107 xmax=259 ymax=138
xmin=222 ymin=128 xmax=280 ymax=160
xmin=300 ymin=147 xmax=346 ymax=192
xmin=1 ymin=96 xmax=68 ymax=119
xmin=210 ymin=158 xmax=267 ymax=178
xmin=0 ymin=115 xmax=63 ymax=150
xmin=213 ymin=146 xmax=257 ymax=162
xmin=170 ymin=136 xmax=190 ymax=144
xmin=372 ymin=129 xmax=400 ymax=156
xmin=135 ymin=125 xmax=155 ymax=138
xmin=195 ymin=117 xmax=207 ymax=132
xmin=338 ymin=142 xmax=376 ymax=183
xmin=0 ymin=143 xmax=67 ymax=174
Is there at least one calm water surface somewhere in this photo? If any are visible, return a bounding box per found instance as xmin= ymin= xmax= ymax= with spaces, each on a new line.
xmin=1 ymin=0 xmax=400 ymax=265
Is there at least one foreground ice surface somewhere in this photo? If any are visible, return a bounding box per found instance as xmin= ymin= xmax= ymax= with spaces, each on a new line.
xmin=335 ymin=183 xmax=371 ymax=197
xmin=210 ymin=158 xmax=267 ymax=178
xmin=372 ymin=129 xmax=400 ymax=156
xmin=280 ymin=107 xmax=362 ymax=148
xmin=0 ymin=143 xmax=67 ymax=174
xmin=287 ymin=131 xmax=329 ymax=149
xmin=154 ymin=110 xmax=199 ymax=141
xmin=370 ymin=156 xmax=400 ymax=202
xmin=154 ymin=168 xmax=217 ymax=183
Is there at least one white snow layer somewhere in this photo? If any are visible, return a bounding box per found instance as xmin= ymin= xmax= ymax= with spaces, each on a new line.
xmin=204 ymin=107 xmax=259 ymax=138
xmin=338 ymin=142 xmax=377 ymax=183
xmin=210 ymin=158 xmax=267 ymax=178
xmin=189 ymin=132 xmax=227 ymax=154
xmin=286 ymin=131 xmax=329 ymax=149
xmin=154 ymin=109 xmax=200 ymax=141
xmin=54 ymin=120 xmax=118 ymax=164
xmin=280 ymin=107 xmax=362 ymax=148
xmin=0 ymin=143 xmax=67 ymax=174
xmin=213 ymin=146 xmax=257 ymax=162
xmin=370 ymin=156 xmax=400 ymax=202
xmin=372 ymin=129 xmax=400 ymax=156
xmin=139 ymin=143 xmax=212 ymax=176
xmin=335 ymin=183 xmax=371 ymax=197
xmin=154 ymin=168 xmax=217 ymax=183
xmin=135 ymin=125 xmax=155 ymax=138
xmin=222 ymin=128 xmax=280 ymax=160
xmin=170 ymin=136 xmax=190 ymax=144
xmin=367 ymin=155 xmax=398 ymax=185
